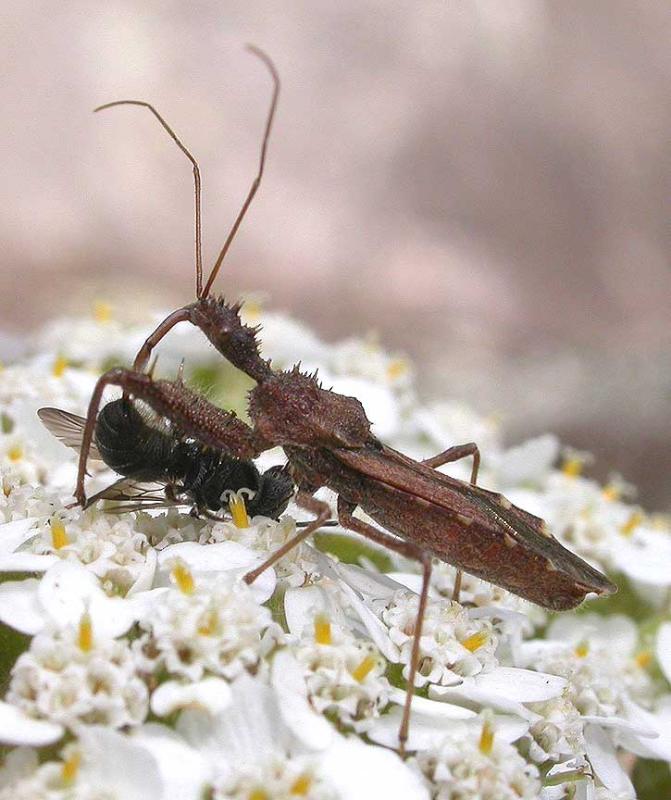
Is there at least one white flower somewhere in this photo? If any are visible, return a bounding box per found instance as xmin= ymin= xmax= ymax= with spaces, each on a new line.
xmin=414 ymin=712 xmax=541 ymax=799
xmin=134 ymin=567 xmax=283 ymax=682
xmin=6 ymin=619 xmax=148 ymax=731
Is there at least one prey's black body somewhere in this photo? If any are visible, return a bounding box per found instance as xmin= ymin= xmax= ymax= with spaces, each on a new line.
xmin=95 ymin=399 xmax=294 ymax=518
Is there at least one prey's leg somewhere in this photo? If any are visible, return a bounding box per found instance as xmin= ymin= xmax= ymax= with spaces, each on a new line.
xmin=243 ymin=490 xmax=331 ymax=584
xmin=337 ymin=497 xmax=431 ymax=756
xmin=423 ymin=442 xmax=481 ymax=601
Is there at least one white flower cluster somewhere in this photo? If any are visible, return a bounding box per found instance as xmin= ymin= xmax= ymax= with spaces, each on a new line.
xmin=0 ymin=302 xmax=669 ymax=800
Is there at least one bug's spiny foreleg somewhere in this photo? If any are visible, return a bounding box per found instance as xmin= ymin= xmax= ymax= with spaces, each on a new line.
xmin=74 ymin=367 xmax=267 ymax=507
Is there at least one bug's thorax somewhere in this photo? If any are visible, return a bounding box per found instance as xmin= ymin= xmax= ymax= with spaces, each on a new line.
xmin=248 ymin=367 xmax=374 ymax=450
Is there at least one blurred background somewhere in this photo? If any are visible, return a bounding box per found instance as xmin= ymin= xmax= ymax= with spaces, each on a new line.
xmin=1 ymin=1 xmax=669 ymax=510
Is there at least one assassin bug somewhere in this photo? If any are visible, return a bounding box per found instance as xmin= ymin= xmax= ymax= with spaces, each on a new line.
xmin=74 ymin=46 xmax=616 ymax=752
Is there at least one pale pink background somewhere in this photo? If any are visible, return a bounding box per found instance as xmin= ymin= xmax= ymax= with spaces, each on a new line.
xmin=1 ymin=2 xmax=669 ymax=508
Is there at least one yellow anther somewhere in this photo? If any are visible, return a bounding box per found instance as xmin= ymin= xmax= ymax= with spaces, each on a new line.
xmin=479 ymin=717 xmax=495 ymax=755
xmin=171 ymin=561 xmax=195 ymax=595
xmin=78 ymin=611 xmax=93 ymax=653
xmin=248 ymin=790 xmax=269 ymax=800
xmin=2 ymin=477 xmax=11 ymax=497
xmin=635 ymin=650 xmax=652 ymax=669
xmin=602 ymin=484 xmax=621 ymax=502
xmin=562 ymin=457 xmax=583 ymax=478
xmin=386 ymin=358 xmax=408 ymax=382
xmin=228 ymin=492 xmax=250 ymax=529
xmin=93 ymin=300 xmax=113 ymax=324
xmin=61 ymin=751 xmax=81 ymax=784
xmin=7 ymin=445 xmax=23 ymax=462
xmin=241 ymin=299 xmax=263 ymax=322
xmin=462 ymin=630 xmax=489 ymax=652
xmin=197 ymin=609 xmax=219 ymax=636
xmin=575 ymin=641 xmax=590 ymax=658
xmin=52 ymin=355 xmax=69 ymax=378
xmin=314 ymin=613 xmax=332 ymax=645
xmin=351 ymin=654 xmax=377 ymax=683
xmin=290 ymin=774 xmax=312 ymax=795
xmin=621 ymin=511 xmax=644 ymax=537
xmin=50 ymin=518 xmax=69 ymax=550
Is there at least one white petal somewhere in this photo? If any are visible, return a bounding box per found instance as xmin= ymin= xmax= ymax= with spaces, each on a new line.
xmin=329 ymin=377 xmax=400 ymax=439
xmin=495 ymin=434 xmax=559 ymax=486
xmin=131 ymin=723 xmax=212 ymax=800
xmin=548 ymin=613 xmax=637 ymax=656
xmin=0 ymin=553 xmax=58 ymax=572
xmin=583 ymin=723 xmax=635 ymax=798
xmin=271 ymin=649 xmax=334 ymax=750
xmin=610 ymin=532 xmax=671 ymax=586
xmin=429 ymin=679 xmax=541 ymax=722
xmin=284 ymin=585 xmax=330 ymax=637
xmin=618 ymin=697 xmax=671 ymax=762
xmin=365 ymin=699 xmax=475 ymax=751
xmin=0 ymin=701 xmax=63 ymax=745
xmin=0 ymin=518 xmax=38 ymax=554
xmin=0 ymin=578 xmax=44 ymax=634
xmin=151 ymin=678 xmax=232 ymax=717
xmin=333 ymin=560 xmax=406 ymax=599
xmin=39 ymin=560 xmax=135 ymax=637
xmin=158 ymin=541 xmax=276 ymax=602
xmin=78 ymin=726 xmax=164 ymax=800
xmin=318 ymin=735 xmax=429 ymax=800
xmin=127 ymin=546 xmax=157 ymax=595
xmin=338 ymin=580 xmax=400 ymax=661
xmin=473 ymin=667 xmax=567 ymax=703
xmin=656 ymin=623 xmax=671 ymax=685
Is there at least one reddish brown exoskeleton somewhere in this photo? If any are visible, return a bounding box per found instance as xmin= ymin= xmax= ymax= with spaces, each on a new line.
xmin=75 ymin=46 xmax=616 ymax=752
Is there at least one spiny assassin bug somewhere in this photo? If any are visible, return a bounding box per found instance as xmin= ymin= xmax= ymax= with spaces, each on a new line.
xmin=73 ymin=45 xmax=616 ymax=753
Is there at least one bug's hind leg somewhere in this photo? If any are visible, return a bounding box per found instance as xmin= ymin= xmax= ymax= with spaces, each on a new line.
xmin=243 ymin=490 xmax=331 ymax=585
xmin=336 ymin=496 xmax=431 ymax=757
xmin=422 ymin=442 xmax=480 ymax=602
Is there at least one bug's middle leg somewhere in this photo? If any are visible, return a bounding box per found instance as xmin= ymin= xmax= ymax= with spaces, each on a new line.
xmin=423 ymin=442 xmax=480 ymax=601
xmin=243 ymin=489 xmax=331 ymax=585
xmin=336 ymin=496 xmax=431 ymax=756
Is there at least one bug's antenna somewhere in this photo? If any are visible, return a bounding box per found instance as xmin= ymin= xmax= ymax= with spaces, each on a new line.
xmin=93 ymin=100 xmax=204 ymax=298
xmin=201 ymin=45 xmax=280 ymax=300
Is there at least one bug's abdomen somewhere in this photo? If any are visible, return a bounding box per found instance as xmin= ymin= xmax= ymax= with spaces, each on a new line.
xmin=94 ymin=399 xmax=175 ymax=481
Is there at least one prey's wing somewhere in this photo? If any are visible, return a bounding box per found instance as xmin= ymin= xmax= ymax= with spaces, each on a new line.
xmin=37 ymin=407 xmax=103 ymax=462
xmin=84 ymin=477 xmax=178 ymax=513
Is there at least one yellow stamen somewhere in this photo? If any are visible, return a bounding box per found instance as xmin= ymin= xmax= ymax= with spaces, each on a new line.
xmin=562 ymin=457 xmax=583 ymax=478
xmin=241 ymin=299 xmax=263 ymax=322
xmin=479 ymin=717 xmax=495 ymax=755
xmin=93 ymin=300 xmax=113 ymax=324
xmin=7 ymin=445 xmax=23 ymax=462
xmin=171 ymin=561 xmax=195 ymax=595
xmin=462 ymin=630 xmax=489 ymax=652
xmin=351 ymin=654 xmax=377 ymax=683
xmin=61 ymin=751 xmax=81 ymax=784
xmin=197 ymin=608 xmax=219 ymax=636
xmin=635 ymin=650 xmax=652 ymax=669
xmin=386 ymin=358 xmax=408 ymax=381
xmin=2 ymin=477 xmax=11 ymax=496
xmin=290 ymin=774 xmax=312 ymax=795
xmin=621 ymin=511 xmax=644 ymax=537
xmin=602 ymin=484 xmax=621 ymax=501
xmin=50 ymin=518 xmax=70 ymax=550
xmin=248 ymin=790 xmax=269 ymax=800
xmin=575 ymin=641 xmax=590 ymax=658
xmin=78 ymin=611 xmax=93 ymax=652
xmin=228 ymin=492 xmax=250 ymax=529
xmin=52 ymin=355 xmax=69 ymax=378
xmin=314 ymin=613 xmax=332 ymax=645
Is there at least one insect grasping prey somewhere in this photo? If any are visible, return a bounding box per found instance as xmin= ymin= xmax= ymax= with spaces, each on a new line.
xmin=72 ymin=45 xmax=616 ymax=753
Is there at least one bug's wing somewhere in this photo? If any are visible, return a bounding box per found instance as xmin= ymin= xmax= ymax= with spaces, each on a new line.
xmin=37 ymin=407 xmax=103 ymax=462
xmin=331 ymin=443 xmax=616 ymax=608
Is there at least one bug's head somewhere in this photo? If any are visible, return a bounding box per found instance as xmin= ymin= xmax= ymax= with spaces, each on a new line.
xmin=192 ymin=298 xmax=271 ymax=383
